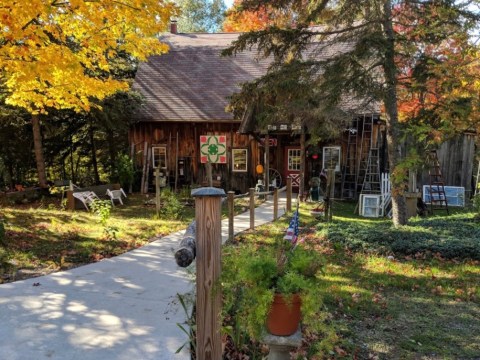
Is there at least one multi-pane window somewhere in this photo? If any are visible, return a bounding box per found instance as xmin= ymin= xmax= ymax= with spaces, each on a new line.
xmin=232 ymin=148 xmax=248 ymax=172
xmin=322 ymin=146 xmax=341 ymax=172
xmin=288 ymin=149 xmax=301 ymax=171
xmin=152 ymin=146 xmax=167 ymax=169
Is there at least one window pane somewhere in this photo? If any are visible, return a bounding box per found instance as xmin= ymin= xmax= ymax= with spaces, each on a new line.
xmin=232 ymin=149 xmax=248 ymax=172
xmin=323 ymin=146 xmax=341 ymax=172
xmin=152 ymin=147 xmax=167 ymax=169
xmin=288 ymin=149 xmax=301 ymax=171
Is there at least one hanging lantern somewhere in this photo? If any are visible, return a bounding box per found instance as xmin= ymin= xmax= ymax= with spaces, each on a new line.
xmin=256 ymin=164 xmax=264 ymax=174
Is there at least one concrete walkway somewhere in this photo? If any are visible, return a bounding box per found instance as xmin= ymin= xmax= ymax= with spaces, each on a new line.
xmin=0 ymin=194 xmax=288 ymax=360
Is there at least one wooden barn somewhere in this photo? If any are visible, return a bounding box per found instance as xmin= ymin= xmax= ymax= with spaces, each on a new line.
xmin=130 ymin=27 xmax=387 ymax=196
xmin=130 ymin=27 xmax=476 ymax=202
xmin=130 ymin=30 xmax=270 ymax=194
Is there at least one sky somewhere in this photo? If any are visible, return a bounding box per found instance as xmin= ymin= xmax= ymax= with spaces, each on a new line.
xmin=224 ymin=0 xmax=234 ymax=8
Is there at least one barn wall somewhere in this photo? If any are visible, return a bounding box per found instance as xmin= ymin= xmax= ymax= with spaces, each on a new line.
xmin=427 ymin=133 xmax=476 ymax=197
xmin=129 ymin=121 xmax=258 ymax=193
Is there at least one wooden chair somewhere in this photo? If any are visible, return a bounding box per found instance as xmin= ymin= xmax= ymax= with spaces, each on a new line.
xmin=106 ymin=188 xmax=127 ymax=206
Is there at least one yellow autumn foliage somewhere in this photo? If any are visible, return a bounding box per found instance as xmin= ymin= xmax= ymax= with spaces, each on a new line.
xmin=0 ymin=0 xmax=179 ymax=114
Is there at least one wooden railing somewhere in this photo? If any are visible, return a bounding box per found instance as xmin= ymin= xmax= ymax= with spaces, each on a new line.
xmin=226 ymin=177 xmax=293 ymax=242
xmin=173 ymin=178 xmax=293 ymax=359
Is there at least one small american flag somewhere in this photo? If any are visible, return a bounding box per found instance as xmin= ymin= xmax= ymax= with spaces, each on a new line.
xmin=284 ymin=209 xmax=299 ymax=245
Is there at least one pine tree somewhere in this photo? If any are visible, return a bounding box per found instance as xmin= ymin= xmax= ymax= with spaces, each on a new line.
xmin=224 ymin=0 xmax=479 ymax=226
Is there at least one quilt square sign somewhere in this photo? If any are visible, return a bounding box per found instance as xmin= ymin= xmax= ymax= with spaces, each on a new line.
xmin=200 ymin=135 xmax=227 ymax=164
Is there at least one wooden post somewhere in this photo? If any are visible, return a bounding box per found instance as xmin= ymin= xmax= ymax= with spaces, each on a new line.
xmin=175 ymin=131 xmax=179 ymax=192
xmin=155 ymin=168 xmax=160 ymax=217
xmin=287 ymin=177 xmax=292 ymax=212
xmin=265 ymin=134 xmax=270 ymax=201
xmin=144 ymin=147 xmax=152 ymax=194
xmin=249 ymin=188 xmax=255 ymax=230
xmin=273 ymin=187 xmax=278 ymax=220
xmin=300 ymin=128 xmax=306 ymax=200
xmin=140 ymin=141 xmax=148 ymax=194
xmin=129 ymin=143 xmax=135 ymax=194
xmin=228 ymin=191 xmax=235 ymax=242
xmin=192 ymin=187 xmax=225 ymax=360
xmin=66 ymin=190 xmax=75 ymax=211
xmin=326 ymin=169 xmax=335 ymax=222
xmin=206 ymin=162 xmax=213 ymax=187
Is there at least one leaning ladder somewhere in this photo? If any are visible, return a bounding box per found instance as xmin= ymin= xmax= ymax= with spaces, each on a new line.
xmin=341 ymin=118 xmax=359 ymax=199
xmin=355 ymin=115 xmax=374 ymax=191
xmin=427 ymin=150 xmax=449 ymax=215
xmin=475 ymin=160 xmax=480 ymax=196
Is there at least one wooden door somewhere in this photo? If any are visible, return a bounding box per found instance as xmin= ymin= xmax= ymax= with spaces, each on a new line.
xmin=284 ymin=147 xmax=301 ymax=189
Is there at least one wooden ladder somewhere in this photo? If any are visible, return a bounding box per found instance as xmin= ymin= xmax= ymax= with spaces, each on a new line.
xmin=360 ymin=148 xmax=381 ymax=194
xmin=475 ymin=160 xmax=480 ymax=196
xmin=427 ymin=150 xmax=449 ymax=215
xmin=341 ymin=118 xmax=359 ymax=199
xmin=356 ymin=115 xmax=374 ymax=191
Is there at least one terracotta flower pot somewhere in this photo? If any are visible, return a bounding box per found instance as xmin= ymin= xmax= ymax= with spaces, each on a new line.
xmin=266 ymin=293 xmax=301 ymax=336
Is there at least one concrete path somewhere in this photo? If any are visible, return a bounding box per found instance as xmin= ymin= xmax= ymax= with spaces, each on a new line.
xmin=0 ymin=194 xmax=288 ymax=360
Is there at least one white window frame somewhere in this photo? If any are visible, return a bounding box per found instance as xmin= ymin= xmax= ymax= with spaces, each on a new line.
xmin=422 ymin=185 xmax=465 ymax=207
xmin=288 ymin=149 xmax=301 ymax=171
xmin=323 ymin=146 xmax=341 ymax=172
xmin=232 ymin=148 xmax=248 ymax=172
xmin=152 ymin=146 xmax=167 ymax=169
xmin=360 ymin=194 xmax=381 ymax=217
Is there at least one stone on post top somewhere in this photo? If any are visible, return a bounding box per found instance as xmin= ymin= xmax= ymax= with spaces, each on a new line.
xmin=192 ymin=187 xmax=226 ymax=197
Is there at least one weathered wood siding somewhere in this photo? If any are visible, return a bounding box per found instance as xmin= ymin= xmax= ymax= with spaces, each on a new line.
xmin=429 ymin=133 xmax=476 ymax=197
xmin=129 ymin=122 xmax=258 ymax=193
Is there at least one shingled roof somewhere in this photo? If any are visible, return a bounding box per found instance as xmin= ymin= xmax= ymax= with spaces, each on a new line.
xmin=132 ymin=32 xmax=270 ymax=122
xmin=133 ymin=30 xmax=381 ymax=124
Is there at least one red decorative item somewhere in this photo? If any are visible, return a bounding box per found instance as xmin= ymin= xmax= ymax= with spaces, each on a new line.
xmin=266 ymin=293 xmax=301 ymax=336
xmin=312 ymin=154 xmax=319 ymax=160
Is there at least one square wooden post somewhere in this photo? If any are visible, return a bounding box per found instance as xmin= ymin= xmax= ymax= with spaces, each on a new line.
xmin=249 ymin=188 xmax=255 ymax=230
xmin=228 ymin=191 xmax=235 ymax=242
xmin=286 ymin=177 xmax=292 ymax=213
xmin=192 ymin=187 xmax=226 ymax=360
xmin=273 ymin=187 xmax=278 ymax=220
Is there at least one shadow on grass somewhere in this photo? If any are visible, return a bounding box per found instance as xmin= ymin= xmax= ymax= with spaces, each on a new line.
xmin=312 ymin=233 xmax=480 ymax=359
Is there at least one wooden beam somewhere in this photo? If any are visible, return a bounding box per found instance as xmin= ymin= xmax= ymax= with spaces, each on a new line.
xmin=192 ymin=188 xmax=225 ymax=360
xmin=249 ymin=188 xmax=255 ymax=230
xmin=300 ymin=129 xmax=306 ymax=199
xmin=228 ymin=191 xmax=235 ymax=242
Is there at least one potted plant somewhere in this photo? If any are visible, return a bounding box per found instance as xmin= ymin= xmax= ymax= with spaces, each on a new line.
xmin=221 ymin=237 xmax=324 ymax=342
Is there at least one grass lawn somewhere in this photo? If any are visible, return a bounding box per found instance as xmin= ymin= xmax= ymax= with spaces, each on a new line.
xmin=0 ymin=191 xmax=263 ymax=284
xmin=0 ymin=193 xmax=195 ymax=283
xmin=226 ymin=201 xmax=480 ymax=359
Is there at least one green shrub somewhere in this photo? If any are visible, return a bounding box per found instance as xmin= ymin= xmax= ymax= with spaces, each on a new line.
xmin=473 ymin=194 xmax=480 ymax=213
xmin=112 ymin=153 xmax=134 ymax=189
xmin=159 ymin=189 xmax=183 ymax=219
xmin=90 ymin=199 xmax=112 ymax=226
xmin=0 ymin=220 xmax=5 ymax=246
xmin=322 ymin=215 xmax=480 ymax=260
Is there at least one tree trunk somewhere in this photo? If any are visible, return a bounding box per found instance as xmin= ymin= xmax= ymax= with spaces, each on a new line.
xmin=107 ymin=130 xmax=116 ymax=175
xmin=300 ymin=128 xmax=306 ymax=199
xmin=383 ymin=1 xmax=407 ymax=226
xmin=70 ymin=137 xmax=75 ymax=183
xmin=89 ymin=123 xmax=100 ymax=184
xmin=31 ymin=114 xmax=48 ymax=188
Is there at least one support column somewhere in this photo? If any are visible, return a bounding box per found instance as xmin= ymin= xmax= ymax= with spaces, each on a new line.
xmin=192 ymin=187 xmax=226 ymax=360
